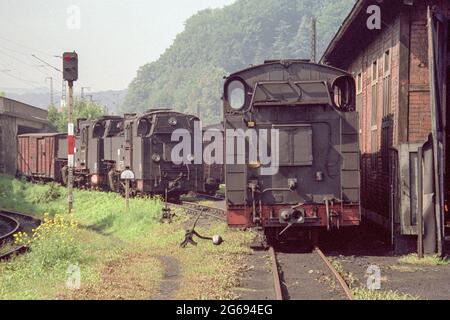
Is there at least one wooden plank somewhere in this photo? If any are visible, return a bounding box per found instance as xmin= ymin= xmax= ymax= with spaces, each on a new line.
xmin=398 ymin=10 xmax=411 ymax=144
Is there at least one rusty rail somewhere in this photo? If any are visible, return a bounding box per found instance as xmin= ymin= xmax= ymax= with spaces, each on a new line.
xmin=0 ymin=209 xmax=41 ymax=260
xmin=314 ymin=245 xmax=353 ymax=300
xmin=269 ymin=246 xmax=283 ymax=300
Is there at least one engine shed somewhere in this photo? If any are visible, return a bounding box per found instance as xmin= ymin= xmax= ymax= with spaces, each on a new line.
xmin=321 ymin=0 xmax=449 ymax=254
xmin=0 ymin=97 xmax=55 ymax=176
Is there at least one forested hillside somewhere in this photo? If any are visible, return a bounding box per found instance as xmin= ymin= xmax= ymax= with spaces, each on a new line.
xmin=122 ymin=0 xmax=355 ymax=124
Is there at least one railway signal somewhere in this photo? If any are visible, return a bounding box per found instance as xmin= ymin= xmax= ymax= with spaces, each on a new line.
xmin=63 ymin=51 xmax=78 ymax=214
xmin=63 ymin=52 xmax=78 ymax=82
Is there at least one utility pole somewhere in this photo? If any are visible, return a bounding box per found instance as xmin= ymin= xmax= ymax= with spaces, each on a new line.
xmin=63 ymin=51 xmax=78 ymax=214
xmin=52 ymin=55 xmax=67 ymax=111
xmin=61 ymin=80 xmax=67 ymax=110
xmin=311 ymin=17 xmax=317 ymax=63
xmin=81 ymin=87 xmax=90 ymax=100
xmin=45 ymin=77 xmax=54 ymax=107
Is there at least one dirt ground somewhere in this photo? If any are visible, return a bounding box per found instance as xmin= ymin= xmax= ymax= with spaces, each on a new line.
xmin=235 ymin=222 xmax=450 ymax=300
xmin=334 ymin=254 xmax=450 ymax=299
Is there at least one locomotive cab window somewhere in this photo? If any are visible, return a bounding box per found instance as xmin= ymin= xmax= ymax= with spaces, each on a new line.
xmin=331 ymin=76 xmax=355 ymax=110
xmin=137 ymin=118 xmax=150 ymax=137
xmin=92 ymin=122 xmax=105 ymax=138
xmin=227 ymin=80 xmax=246 ymax=109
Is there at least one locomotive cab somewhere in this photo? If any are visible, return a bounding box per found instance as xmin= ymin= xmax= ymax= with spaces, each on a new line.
xmin=73 ymin=116 xmax=123 ymax=189
xmin=111 ymin=110 xmax=202 ymax=201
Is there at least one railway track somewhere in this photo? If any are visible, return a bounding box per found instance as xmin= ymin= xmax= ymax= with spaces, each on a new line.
xmin=0 ymin=210 xmax=41 ymax=260
xmin=270 ymin=245 xmax=353 ymax=300
xmin=194 ymin=193 xmax=225 ymax=202
xmin=0 ymin=213 xmax=20 ymax=243
xmin=168 ymin=200 xmax=226 ymax=221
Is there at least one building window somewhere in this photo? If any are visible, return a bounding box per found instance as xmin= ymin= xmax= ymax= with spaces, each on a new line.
xmin=382 ymin=50 xmax=391 ymax=117
xmin=356 ymin=72 xmax=362 ymax=94
xmin=384 ymin=50 xmax=390 ymax=74
xmin=371 ymin=82 xmax=378 ymax=171
xmin=383 ymin=76 xmax=391 ymax=117
xmin=381 ymin=49 xmax=392 ymax=174
xmin=372 ymin=59 xmax=378 ymax=84
xmin=371 ymin=84 xmax=377 ymax=128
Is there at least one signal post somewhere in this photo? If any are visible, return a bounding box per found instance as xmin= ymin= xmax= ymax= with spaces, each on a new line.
xmin=63 ymin=51 xmax=78 ymax=213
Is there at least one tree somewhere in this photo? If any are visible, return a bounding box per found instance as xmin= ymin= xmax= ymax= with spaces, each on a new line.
xmin=121 ymin=0 xmax=355 ymax=124
xmin=0 ymin=91 xmax=5 ymax=97
xmin=48 ymin=99 xmax=106 ymax=132
xmin=290 ymin=16 xmax=311 ymax=59
xmin=272 ymin=20 xmax=292 ymax=59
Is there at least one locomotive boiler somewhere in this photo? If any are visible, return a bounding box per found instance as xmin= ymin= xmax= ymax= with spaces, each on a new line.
xmin=222 ymin=60 xmax=360 ymax=241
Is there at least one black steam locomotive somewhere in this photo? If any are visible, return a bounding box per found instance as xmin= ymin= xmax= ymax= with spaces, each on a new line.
xmin=222 ymin=60 xmax=360 ymax=241
xmin=18 ymin=109 xmax=208 ymax=201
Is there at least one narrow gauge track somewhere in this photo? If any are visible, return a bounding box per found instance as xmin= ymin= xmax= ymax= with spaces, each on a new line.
xmin=168 ymin=200 xmax=227 ymax=221
xmin=194 ymin=193 xmax=225 ymax=202
xmin=0 ymin=210 xmax=41 ymax=260
xmin=0 ymin=214 xmax=20 ymax=243
xmin=270 ymin=245 xmax=353 ymax=300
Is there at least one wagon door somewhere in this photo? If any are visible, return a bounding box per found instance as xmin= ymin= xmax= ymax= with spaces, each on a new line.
xmin=28 ymin=137 xmax=38 ymax=175
xmin=37 ymin=137 xmax=53 ymax=177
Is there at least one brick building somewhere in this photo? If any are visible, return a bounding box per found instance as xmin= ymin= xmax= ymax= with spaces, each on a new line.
xmin=321 ymin=0 xmax=449 ymax=253
xmin=0 ymin=97 xmax=54 ymax=175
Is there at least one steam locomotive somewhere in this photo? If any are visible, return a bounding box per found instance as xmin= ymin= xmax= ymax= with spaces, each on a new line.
xmin=17 ymin=109 xmax=210 ymax=201
xmin=222 ymin=60 xmax=360 ymax=241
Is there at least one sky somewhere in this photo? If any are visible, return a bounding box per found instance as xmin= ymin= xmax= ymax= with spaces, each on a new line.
xmin=0 ymin=0 xmax=235 ymax=94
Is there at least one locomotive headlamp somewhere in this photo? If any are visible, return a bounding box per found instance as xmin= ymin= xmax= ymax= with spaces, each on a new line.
xmin=248 ymin=160 xmax=261 ymax=169
xmin=152 ymin=153 xmax=161 ymax=163
xmin=168 ymin=117 xmax=177 ymax=126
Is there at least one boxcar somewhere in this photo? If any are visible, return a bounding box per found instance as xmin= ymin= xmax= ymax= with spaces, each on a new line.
xmin=17 ymin=133 xmax=67 ymax=182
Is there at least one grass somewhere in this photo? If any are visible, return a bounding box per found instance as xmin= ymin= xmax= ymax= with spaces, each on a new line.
xmin=398 ymin=254 xmax=450 ymax=266
xmin=352 ymin=288 xmax=419 ymax=300
xmin=328 ymin=258 xmax=421 ymax=300
xmin=0 ymin=174 xmax=253 ymax=300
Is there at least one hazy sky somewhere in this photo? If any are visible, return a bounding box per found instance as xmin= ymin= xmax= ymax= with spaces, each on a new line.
xmin=0 ymin=0 xmax=235 ymax=93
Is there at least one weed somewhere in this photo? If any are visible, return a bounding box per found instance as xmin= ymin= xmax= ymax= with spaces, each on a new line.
xmin=352 ymin=288 xmax=419 ymax=300
xmin=399 ymin=254 xmax=450 ymax=266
